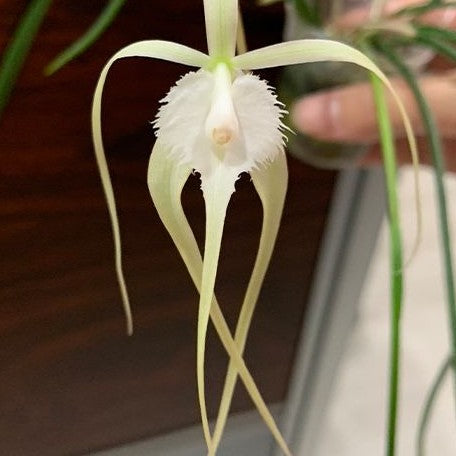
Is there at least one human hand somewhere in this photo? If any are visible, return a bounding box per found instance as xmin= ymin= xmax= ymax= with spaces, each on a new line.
xmin=290 ymin=1 xmax=456 ymax=172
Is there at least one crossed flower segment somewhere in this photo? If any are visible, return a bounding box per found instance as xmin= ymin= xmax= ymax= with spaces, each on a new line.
xmin=92 ymin=0 xmax=419 ymax=454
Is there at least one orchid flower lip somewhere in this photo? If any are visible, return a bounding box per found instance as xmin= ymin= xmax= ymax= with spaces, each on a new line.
xmin=153 ymin=61 xmax=287 ymax=184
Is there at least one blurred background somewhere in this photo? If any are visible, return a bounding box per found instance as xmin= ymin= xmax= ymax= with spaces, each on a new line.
xmin=2 ymin=1 xmax=456 ymax=455
xmin=315 ymin=168 xmax=456 ymax=456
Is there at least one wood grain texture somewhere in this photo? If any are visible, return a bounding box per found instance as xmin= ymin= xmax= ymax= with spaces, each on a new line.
xmin=0 ymin=1 xmax=336 ymax=454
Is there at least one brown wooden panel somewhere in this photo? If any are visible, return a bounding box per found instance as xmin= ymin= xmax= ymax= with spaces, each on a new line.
xmin=0 ymin=1 xmax=336 ymax=454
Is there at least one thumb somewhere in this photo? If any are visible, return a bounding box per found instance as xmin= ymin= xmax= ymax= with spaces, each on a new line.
xmin=290 ymin=71 xmax=456 ymax=143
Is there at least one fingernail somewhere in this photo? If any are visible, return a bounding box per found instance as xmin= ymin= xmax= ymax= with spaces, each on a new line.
xmin=291 ymin=92 xmax=339 ymax=140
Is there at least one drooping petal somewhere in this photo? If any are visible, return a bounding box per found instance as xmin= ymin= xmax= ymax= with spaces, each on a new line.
xmin=91 ymin=40 xmax=209 ymax=334
xmin=147 ymin=140 xmax=215 ymax=449
xmin=203 ymin=0 xmax=238 ymax=60
xmin=147 ymin=141 xmax=291 ymax=456
xmin=212 ymin=151 xmax=288 ymax=454
xmin=234 ymin=39 xmax=422 ymax=257
xmin=198 ymin=164 xmax=239 ymax=451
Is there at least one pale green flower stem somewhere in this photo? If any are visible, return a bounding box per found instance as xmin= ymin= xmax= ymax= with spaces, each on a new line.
xmin=370 ymin=74 xmax=403 ymax=456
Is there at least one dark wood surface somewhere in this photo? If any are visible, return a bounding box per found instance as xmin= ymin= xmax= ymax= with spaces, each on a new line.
xmin=0 ymin=1 xmax=336 ymax=454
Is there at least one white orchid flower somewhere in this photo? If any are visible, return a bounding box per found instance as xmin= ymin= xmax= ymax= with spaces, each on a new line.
xmin=92 ymin=0 xmax=419 ymax=454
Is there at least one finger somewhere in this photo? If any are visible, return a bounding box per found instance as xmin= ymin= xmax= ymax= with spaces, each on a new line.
xmin=291 ymin=71 xmax=456 ymax=143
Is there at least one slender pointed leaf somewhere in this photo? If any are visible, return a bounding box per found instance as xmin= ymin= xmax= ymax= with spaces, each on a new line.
xmin=45 ymin=0 xmax=127 ymax=75
xmin=416 ymin=32 xmax=456 ymax=62
xmin=0 ymin=0 xmax=53 ymax=118
xmin=414 ymin=24 xmax=456 ymax=43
